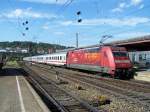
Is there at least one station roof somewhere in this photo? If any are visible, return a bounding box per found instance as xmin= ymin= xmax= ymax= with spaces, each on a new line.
xmin=59 ymin=35 xmax=150 ymax=52
xmin=78 ymin=35 xmax=150 ymax=51
xmin=108 ymin=35 xmax=150 ymax=51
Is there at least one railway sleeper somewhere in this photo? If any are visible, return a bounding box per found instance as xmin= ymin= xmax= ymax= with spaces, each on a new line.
xmin=21 ymin=64 xmax=103 ymax=112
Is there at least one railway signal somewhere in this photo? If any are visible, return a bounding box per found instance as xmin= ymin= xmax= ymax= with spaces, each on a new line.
xmin=76 ymin=11 xmax=82 ymax=48
xmin=22 ymin=33 xmax=26 ymax=36
xmin=25 ymin=27 xmax=29 ymax=30
xmin=77 ymin=11 xmax=81 ymax=15
xmin=22 ymin=20 xmax=29 ymax=37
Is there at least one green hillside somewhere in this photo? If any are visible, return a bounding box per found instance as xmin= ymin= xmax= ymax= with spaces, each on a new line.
xmin=0 ymin=41 xmax=73 ymax=61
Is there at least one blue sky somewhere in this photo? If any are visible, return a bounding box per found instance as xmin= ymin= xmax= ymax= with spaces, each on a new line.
xmin=0 ymin=0 xmax=150 ymax=47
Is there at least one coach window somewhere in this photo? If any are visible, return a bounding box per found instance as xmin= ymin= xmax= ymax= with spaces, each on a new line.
xmin=60 ymin=56 xmax=62 ymax=60
xmin=58 ymin=56 xmax=59 ymax=60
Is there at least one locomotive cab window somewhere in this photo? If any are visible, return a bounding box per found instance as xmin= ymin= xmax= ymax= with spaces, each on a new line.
xmin=113 ymin=52 xmax=128 ymax=57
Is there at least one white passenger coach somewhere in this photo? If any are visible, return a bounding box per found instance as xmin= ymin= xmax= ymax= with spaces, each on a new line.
xmin=23 ymin=52 xmax=67 ymax=66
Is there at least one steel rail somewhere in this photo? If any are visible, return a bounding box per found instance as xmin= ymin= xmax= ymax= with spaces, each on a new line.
xmin=33 ymin=63 xmax=150 ymax=92
xmin=21 ymin=63 xmax=103 ymax=112
xmin=22 ymin=66 xmax=69 ymax=112
xmin=31 ymin=63 xmax=150 ymax=111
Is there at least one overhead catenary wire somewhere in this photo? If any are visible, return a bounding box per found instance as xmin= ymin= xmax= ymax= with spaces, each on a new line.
xmin=6 ymin=0 xmax=28 ymax=38
xmin=56 ymin=0 xmax=74 ymax=14
xmin=7 ymin=0 xmax=42 ymax=41
xmin=32 ymin=0 xmax=75 ymax=43
xmin=21 ymin=0 xmax=75 ymax=43
xmin=1 ymin=14 xmax=23 ymax=36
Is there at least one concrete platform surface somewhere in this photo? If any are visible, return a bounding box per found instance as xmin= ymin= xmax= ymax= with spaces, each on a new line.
xmin=135 ymin=70 xmax=150 ymax=82
xmin=0 ymin=68 xmax=50 ymax=112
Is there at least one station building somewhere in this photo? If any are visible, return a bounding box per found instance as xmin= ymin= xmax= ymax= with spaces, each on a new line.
xmin=108 ymin=35 xmax=150 ymax=67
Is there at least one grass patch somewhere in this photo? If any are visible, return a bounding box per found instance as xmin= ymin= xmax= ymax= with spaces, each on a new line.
xmin=6 ymin=61 xmax=19 ymax=67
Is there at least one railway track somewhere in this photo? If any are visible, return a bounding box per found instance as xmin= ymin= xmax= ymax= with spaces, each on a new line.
xmin=29 ymin=63 xmax=150 ymax=111
xmin=20 ymin=63 xmax=102 ymax=112
xmin=64 ymin=75 xmax=150 ymax=110
xmin=131 ymin=79 xmax=150 ymax=86
xmin=33 ymin=63 xmax=150 ymax=93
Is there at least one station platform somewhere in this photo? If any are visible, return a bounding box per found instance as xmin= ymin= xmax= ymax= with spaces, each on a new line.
xmin=135 ymin=70 xmax=150 ymax=82
xmin=0 ymin=68 xmax=50 ymax=112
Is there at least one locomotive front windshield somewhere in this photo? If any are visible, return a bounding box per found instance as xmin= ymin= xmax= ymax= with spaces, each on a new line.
xmin=113 ymin=52 xmax=128 ymax=57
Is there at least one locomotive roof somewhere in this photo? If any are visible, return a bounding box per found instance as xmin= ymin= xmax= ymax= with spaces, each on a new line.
xmin=68 ymin=45 xmax=122 ymax=51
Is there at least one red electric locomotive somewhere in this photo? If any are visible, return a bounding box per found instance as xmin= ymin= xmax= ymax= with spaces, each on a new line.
xmin=67 ymin=46 xmax=133 ymax=79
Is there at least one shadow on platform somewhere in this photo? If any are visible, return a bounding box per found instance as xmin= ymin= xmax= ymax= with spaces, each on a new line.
xmin=0 ymin=68 xmax=24 ymax=77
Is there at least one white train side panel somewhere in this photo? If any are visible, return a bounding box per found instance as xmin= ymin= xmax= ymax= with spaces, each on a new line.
xmin=23 ymin=52 xmax=67 ymax=66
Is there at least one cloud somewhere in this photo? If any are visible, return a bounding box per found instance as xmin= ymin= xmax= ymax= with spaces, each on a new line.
xmin=119 ymin=2 xmax=126 ymax=8
xmin=1 ymin=8 xmax=57 ymax=19
xmin=139 ymin=4 xmax=144 ymax=9
xmin=131 ymin=0 xmax=142 ymax=6
xmin=112 ymin=7 xmax=123 ymax=13
xmin=112 ymin=2 xmax=127 ymax=13
xmin=60 ymin=17 xmax=150 ymax=27
xmin=20 ymin=0 xmax=69 ymax=5
xmin=42 ymin=25 xmax=49 ymax=30
xmin=54 ymin=31 xmax=65 ymax=35
xmin=112 ymin=0 xmax=143 ymax=13
xmin=111 ymin=2 xmax=126 ymax=12
xmin=60 ymin=21 xmax=73 ymax=26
